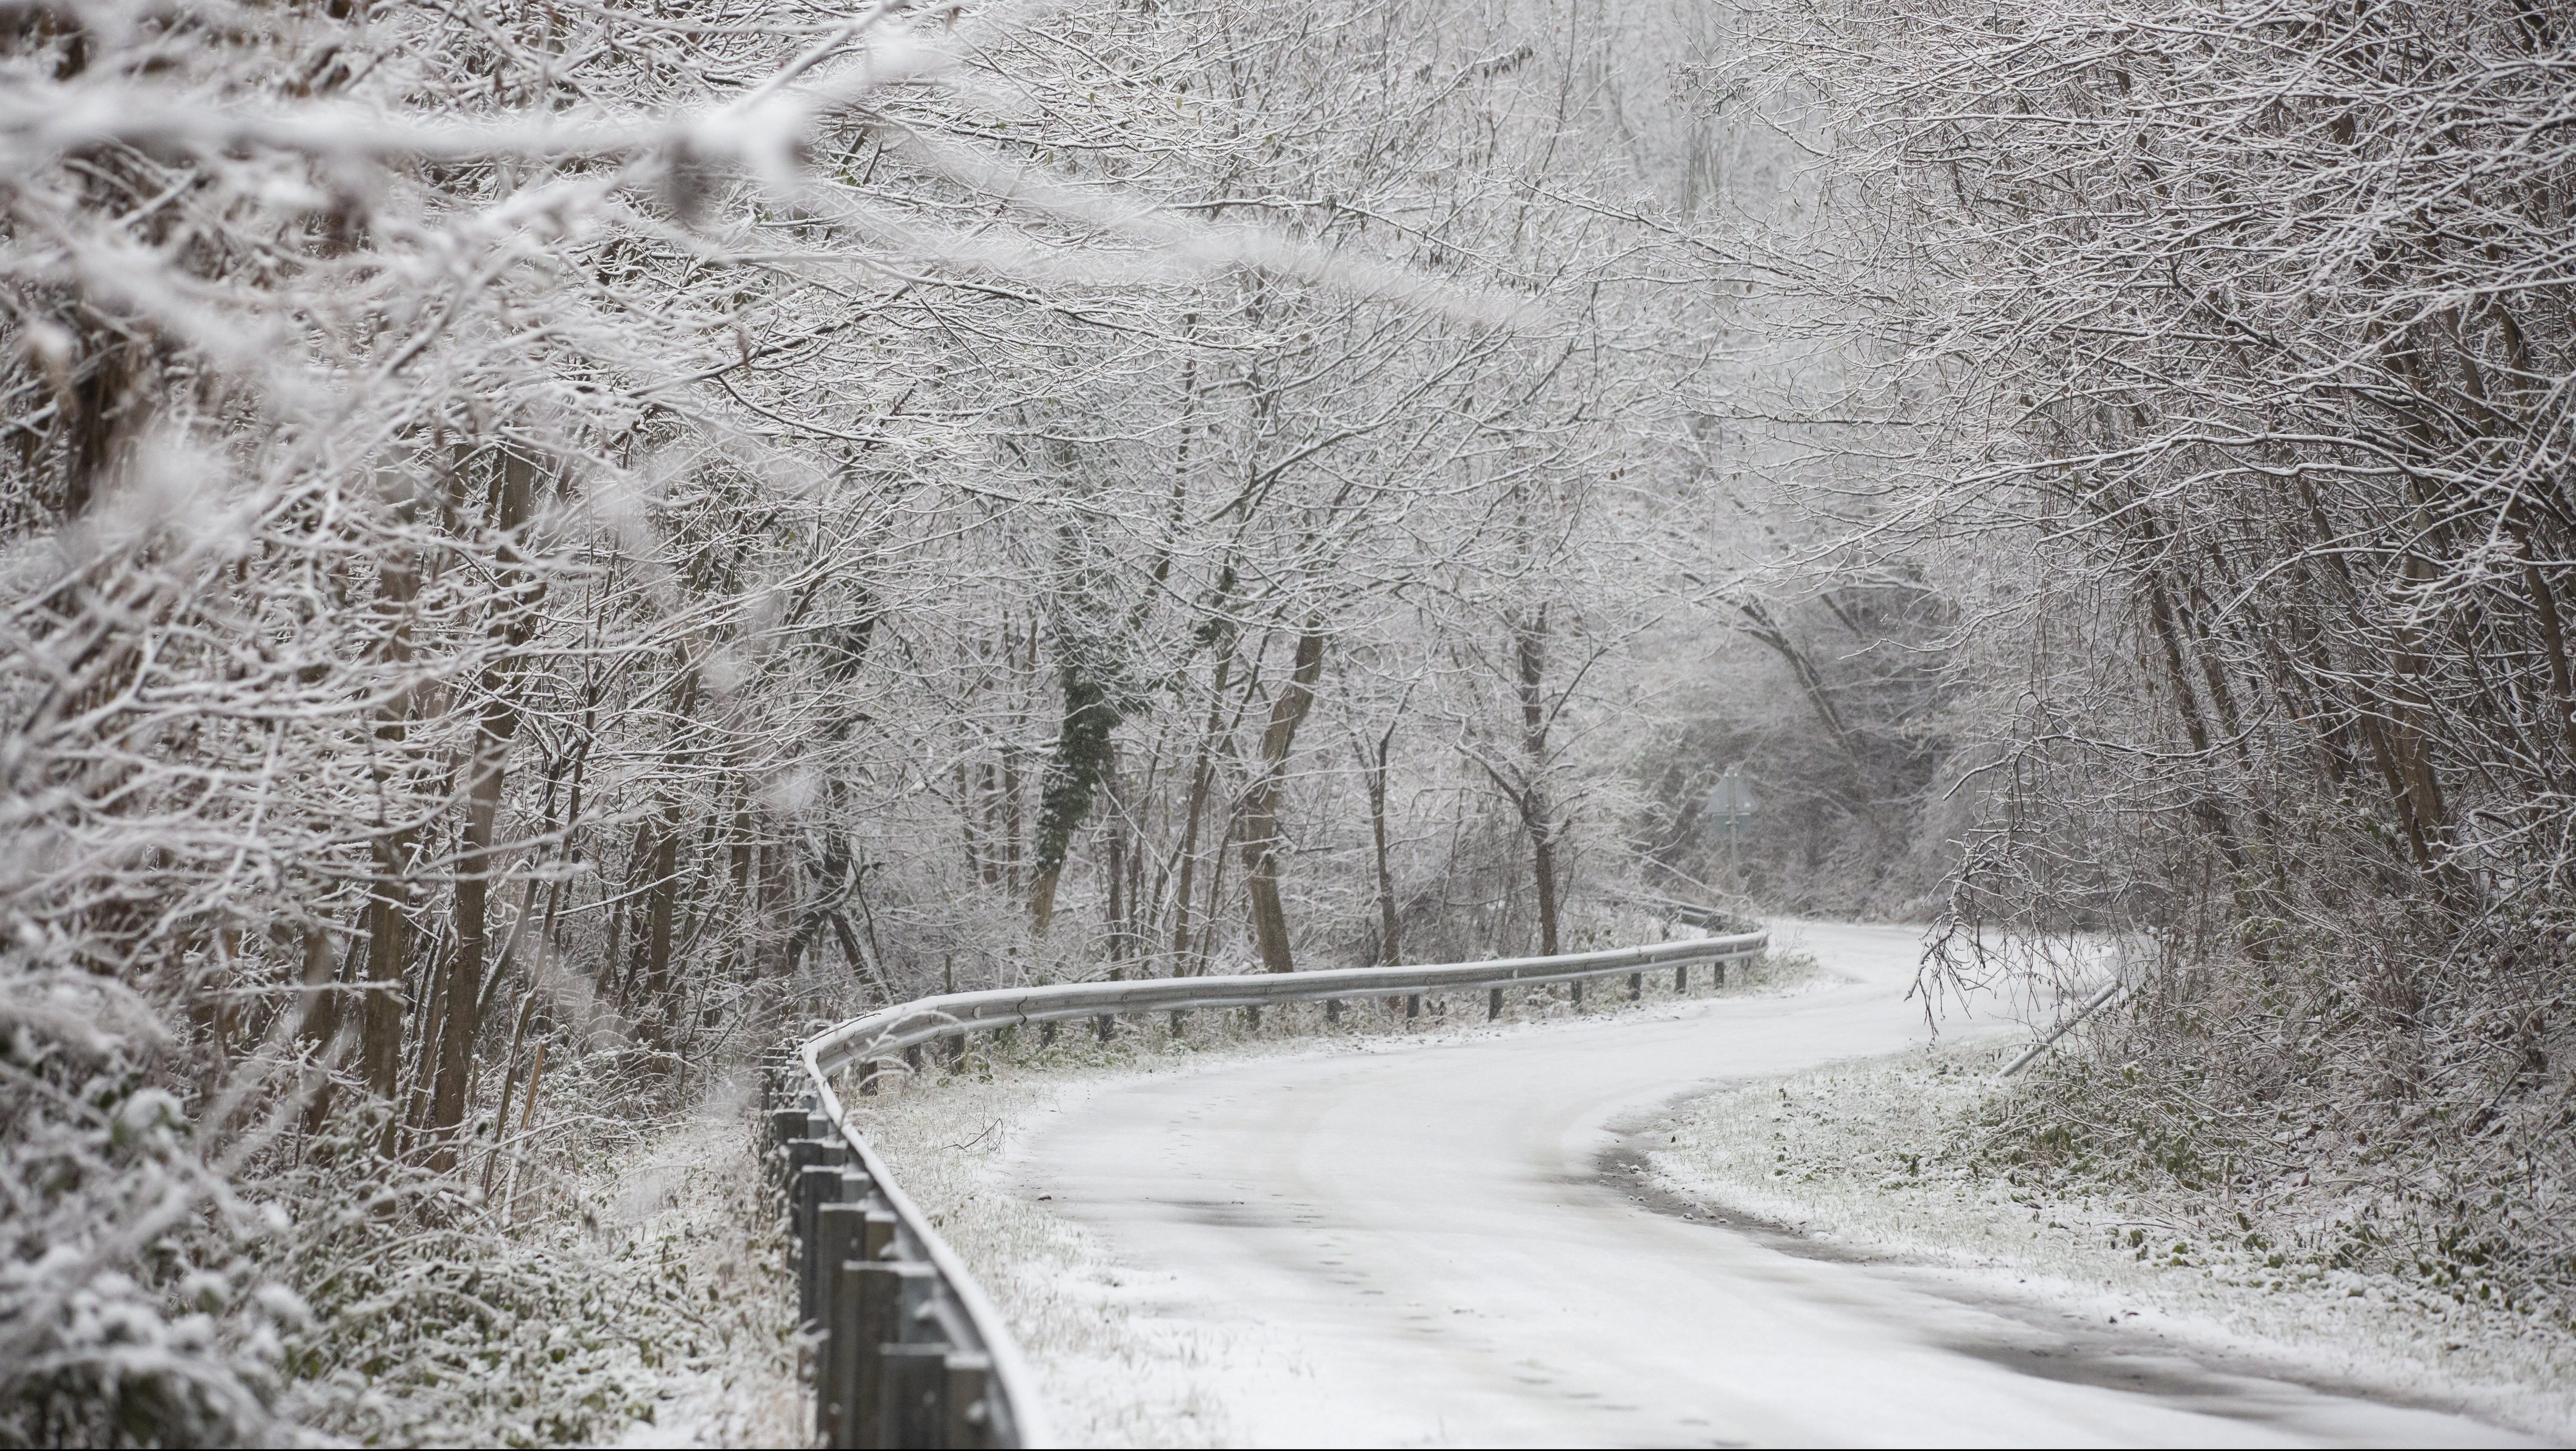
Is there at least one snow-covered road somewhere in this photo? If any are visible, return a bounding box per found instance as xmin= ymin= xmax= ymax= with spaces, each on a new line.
xmin=1013 ymin=922 xmax=2533 ymax=1447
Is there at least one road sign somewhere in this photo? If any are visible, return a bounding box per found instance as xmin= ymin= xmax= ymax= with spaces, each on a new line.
xmin=1704 ymin=767 xmax=1756 ymax=841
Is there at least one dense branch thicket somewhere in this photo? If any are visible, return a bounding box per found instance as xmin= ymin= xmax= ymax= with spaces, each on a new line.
xmin=0 ymin=0 xmax=1823 ymax=1440
xmin=24 ymin=0 xmax=2565 ymax=1436
xmin=1755 ymin=0 xmax=2576 ymax=1316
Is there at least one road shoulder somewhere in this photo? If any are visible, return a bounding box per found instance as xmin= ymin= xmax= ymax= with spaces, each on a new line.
xmin=1626 ymin=1044 xmax=2576 ymax=1442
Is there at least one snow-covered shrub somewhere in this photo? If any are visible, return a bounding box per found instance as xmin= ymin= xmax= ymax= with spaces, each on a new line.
xmin=0 ymin=969 xmax=296 ymax=1446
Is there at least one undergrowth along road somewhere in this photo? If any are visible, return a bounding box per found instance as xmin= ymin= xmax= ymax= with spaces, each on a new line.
xmin=1644 ymin=1037 xmax=2576 ymax=1442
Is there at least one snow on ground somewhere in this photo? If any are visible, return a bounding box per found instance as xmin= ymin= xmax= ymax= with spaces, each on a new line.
xmin=842 ymin=1058 xmax=1256 ymax=1447
xmin=1643 ymin=1042 xmax=2576 ymax=1443
xmin=280 ymin=1075 xmax=801 ymax=1448
xmin=848 ymin=957 xmax=1818 ymax=1447
xmin=594 ymin=1077 xmax=804 ymax=1448
xmin=852 ymin=924 xmax=2547 ymax=1447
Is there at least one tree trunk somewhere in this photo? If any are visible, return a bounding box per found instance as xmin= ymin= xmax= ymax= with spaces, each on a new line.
xmin=1240 ymin=624 xmax=1325 ymax=972
xmin=1166 ymin=651 xmax=1232 ymax=972
xmin=297 ymin=926 xmax=356 ymax=1136
xmin=359 ymin=838 xmax=411 ymax=1106
xmin=1513 ymin=610 xmax=1560 ymax=958
xmin=639 ymin=808 xmax=682 ymax=1008
xmin=1362 ymin=725 xmax=1400 ymax=965
xmin=1030 ymin=670 xmax=1119 ymax=936
xmin=426 ymin=448 xmax=541 ymax=1169
xmin=358 ymin=545 xmax=421 ymax=1113
xmin=959 ymin=761 xmax=986 ymax=884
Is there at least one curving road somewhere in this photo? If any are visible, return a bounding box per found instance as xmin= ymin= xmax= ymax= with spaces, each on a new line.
xmin=1012 ymin=921 xmax=2531 ymax=1448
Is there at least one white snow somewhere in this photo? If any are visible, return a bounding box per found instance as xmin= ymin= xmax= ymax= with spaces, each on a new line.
xmin=1646 ymin=977 xmax=2576 ymax=1442
xmin=859 ymin=924 xmax=2553 ymax=1447
xmin=593 ymin=1085 xmax=805 ymax=1449
xmin=291 ymin=1076 xmax=806 ymax=1449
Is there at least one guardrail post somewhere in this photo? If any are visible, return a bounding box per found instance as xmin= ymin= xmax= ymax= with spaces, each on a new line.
xmin=799 ymin=1161 xmax=848 ymax=1327
xmin=946 ymin=1352 xmax=994 ymax=1449
xmin=1325 ymin=998 xmax=1341 ymax=1024
xmin=1245 ymin=1004 xmax=1260 ymax=1033
xmin=818 ymin=1198 xmax=868 ymax=1446
xmin=1629 ymin=972 xmax=1642 ymax=1001
xmin=771 ymin=1106 xmax=808 ymax=1149
xmin=1570 ymin=978 xmax=1583 ymax=1008
xmin=950 ymin=1032 xmax=970 ymax=1072
xmin=1488 ymin=987 xmax=1503 ymax=1019
xmin=1169 ymin=1009 xmax=1185 ymax=1038
xmin=829 ymin=1302 xmax=864 ymax=1447
xmin=1405 ymin=993 xmax=1420 ymax=1020
xmin=782 ymin=1134 xmax=833 ymax=1196
xmin=905 ymin=1043 xmax=923 ymax=1074
xmin=854 ymin=1260 xmax=937 ymax=1448
xmin=1095 ymin=1013 xmax=1113 ymax=1043
xmin=881 ymin=1344 xmax=950 ymax=1448
xmin=820 ymin=1188 xmax=893 ymax=1450
xmin=860 ymin=1058 xmax=880 ymax=1096
xmin=1040 ymin=1020 xmax=1057 ymax=1047
xmin=1715 ymin=957 xmax=1728 ymax=987
xmin=1676 ymin=964 xmax=1688 ymax=993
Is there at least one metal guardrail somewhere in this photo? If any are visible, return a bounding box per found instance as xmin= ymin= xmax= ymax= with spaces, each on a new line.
xmin=1998 ymin=976 xmax=2130 ymax=1077
xmin=768 ymin=927 xmax=1770 ymax=1449
xmin=1613 ymin=890 xmax=1753 ymax=934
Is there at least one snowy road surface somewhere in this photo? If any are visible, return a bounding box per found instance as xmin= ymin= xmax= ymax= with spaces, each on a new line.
xmin=1014 ymin=922 xmax=2533 ymax=1447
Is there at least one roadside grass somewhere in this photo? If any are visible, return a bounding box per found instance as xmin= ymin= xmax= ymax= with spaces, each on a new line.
xmin=1645 ymin=1044 xmax=2576 ymax=1440
xmin=281 ymin=1078 xmax=801 ymax=1448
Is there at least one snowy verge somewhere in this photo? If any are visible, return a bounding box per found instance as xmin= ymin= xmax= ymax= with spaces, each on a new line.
xmin=845 ymin=953 xmax=1818 ymax=1448
xmin=594 ymin=1080 xmax=804 ymax=1449
xmin=1640 ymin=1044 xmax=2576 ymax=1441
xmin=280 ymin=1077 xmax=801 ymax=1449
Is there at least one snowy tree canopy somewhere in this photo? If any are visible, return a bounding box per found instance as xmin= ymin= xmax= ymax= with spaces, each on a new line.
xmin=2 ymin=0 xmax=2570 ymax=1439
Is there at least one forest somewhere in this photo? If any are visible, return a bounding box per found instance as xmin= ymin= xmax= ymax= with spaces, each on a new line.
xmin=0 ymin=0 xmax=2567 ymax=1442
